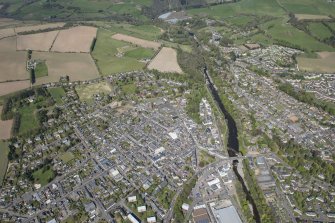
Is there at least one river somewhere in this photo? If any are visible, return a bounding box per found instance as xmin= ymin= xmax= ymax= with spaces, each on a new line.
xmin=203 ymin=67 xmax=261 ymax=223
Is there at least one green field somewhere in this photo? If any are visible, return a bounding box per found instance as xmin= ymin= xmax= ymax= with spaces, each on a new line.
xmin=0 ymin=141 xmax=9 ymax=185
xmin=188 ymin=0 xmax=285 ymax=18
xmin=92 ymin=29 xmax=148 ymax=75
xmin=124 ymin=48 xmax=155 ymax=59
xmin=278 ymin=0 xmax=335 ymax=17
xmin=1 ymin=0 xmax=151 ymax=20
xmin=33 ymin=165 xmax=55 ymax=186
xmin=326 ymin=22 xmax=335 ymax=31
xmin=34 ymin=61 xmax=48 ymax=78
xmin=48 ymin=87 xmax=66 ymax=104
xmin=18 ymin=104 xmax=39 ymax=135
xmin=308 ymin=22 xmax=333 ymax=40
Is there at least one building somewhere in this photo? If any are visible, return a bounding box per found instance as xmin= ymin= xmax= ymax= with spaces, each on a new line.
xmin=212 ymin=205 xmax=242 ymax=223
xmin=137 ymin=206 xmax=147 ymax=213
xmin=147 ymin=216 xmax=157 ymax=223
xmin=128 ymin=213 xmax=141 ymax=223
xmin=128 ymin=196 xmax=137 ymax=203
xmin=192 ymin=205 xmax=211 ymax=223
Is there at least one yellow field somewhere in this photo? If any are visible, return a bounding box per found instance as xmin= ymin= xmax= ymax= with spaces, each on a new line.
xmin=295 ymin=14 xmax=332 ymax=21
xmin=51 ymin=26 xmax=97 ymax=53
xmin=32 ymin=52 xmax=99 ymax=84
xmin=14 ymin=22 xmax=65 ymax=33
xmin=147 ymin=47 xmax=183 ymax=74
xmin=112 ymin=33 xmax=161 ymax=50
xmin=297 ymin=52 xmax=335 ymax=73
xmin=0 ymin=80 xmax=30 ymax=97
xmin=0 ymin=37 xmax=29 ymax=82
xmin=16 ymin=30 xmax=59 ymax=51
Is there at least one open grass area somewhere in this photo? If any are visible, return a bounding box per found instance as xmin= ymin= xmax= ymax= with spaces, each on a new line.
xmin=48 ymin=87 xmax=66 ymax=104
xmin=124 ymin=48 xmax=155 ymax=59
xmin=60 ymin=152 xmax=75 ymax=163
xmin=32 ymin=165 xmax=55 ymax=186
xmin=1 ymin=0 xmax=151 ymax=21
xmin=261 ymin=18 xmax=334 ymax=52
xmin=75 ymin=81 xmax=112 ymax=102
xmin=92 ymin=29 xmax=148 ymax=75
xmin=97 ymin=23 xmax=162 ymax=41
xmin=34 ymin=61 xmax=48 ymax=78
xmin=0 ymin=141 xmax=9 ymax=185
xmin=18 ymin=104 xmax=39 ymax=135
xmin=297 ymin=52 xmax=335 ymax=73
xmin=307 ymin=22 xmax=333 ymax=40
xmin=278 ymin=0 xmax=335 ymax=17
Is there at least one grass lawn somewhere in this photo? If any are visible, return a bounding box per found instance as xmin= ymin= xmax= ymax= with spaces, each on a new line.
xmin=33 ymin=165 xmax=55 ymax=186
xmin=48 ymin=87 xmax=66 ymax=104
xmin=92 ymin=29 xmax=146 ymax=75
xmin=34 ymin=61 xmax=48 ymax=78
xmin=60 ymin=152 xmax=75 ymax=163
xmin=0 ymin=141 xmax=9 ymax=185
xmin=307 ymin=22 xmax=333 ymax=40
xmin=18 ymin=104 xmax=39 ymax=135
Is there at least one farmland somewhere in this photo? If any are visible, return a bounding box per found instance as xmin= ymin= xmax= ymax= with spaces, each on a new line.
xmin=14 ymin=23 xmax=65 ymax=33
xmin=297 ymin=52 xmax=335 ymax=73
xmin=51 ymin=26 xmax=97 ymax=53
xmin=148 ymin=47 xmax=183 ymax=74
xmin=0 ymin=27 xmax=15 ymax=39
xmin=0 ymin=1 xmax=151 ymax=21
xmin=92 ymin=29 xmax=149 ymax=75
xmin=295 ymin=14 xmax=331 ymax=21
xmin=307 ymin=22 xmax=333 ymax=40
xmin=76 ymin=81 xmax=112 ymax=102
xmin=16 ymin=30 xmax=59 ymax=51
xmin=32 ymin=52 xmax=99 ymax=84
xmin=0 ymin=141 xmax=9 ymax=185
xmin=0 ymin=37 xmax=28 ymax=82
xmin=112 ymin=33 xmax=161 ymax=50
xmin=0 ymin=80 xmax=30 ymax=97
xmin=0 ymin=118 xmax=13 ymax=140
